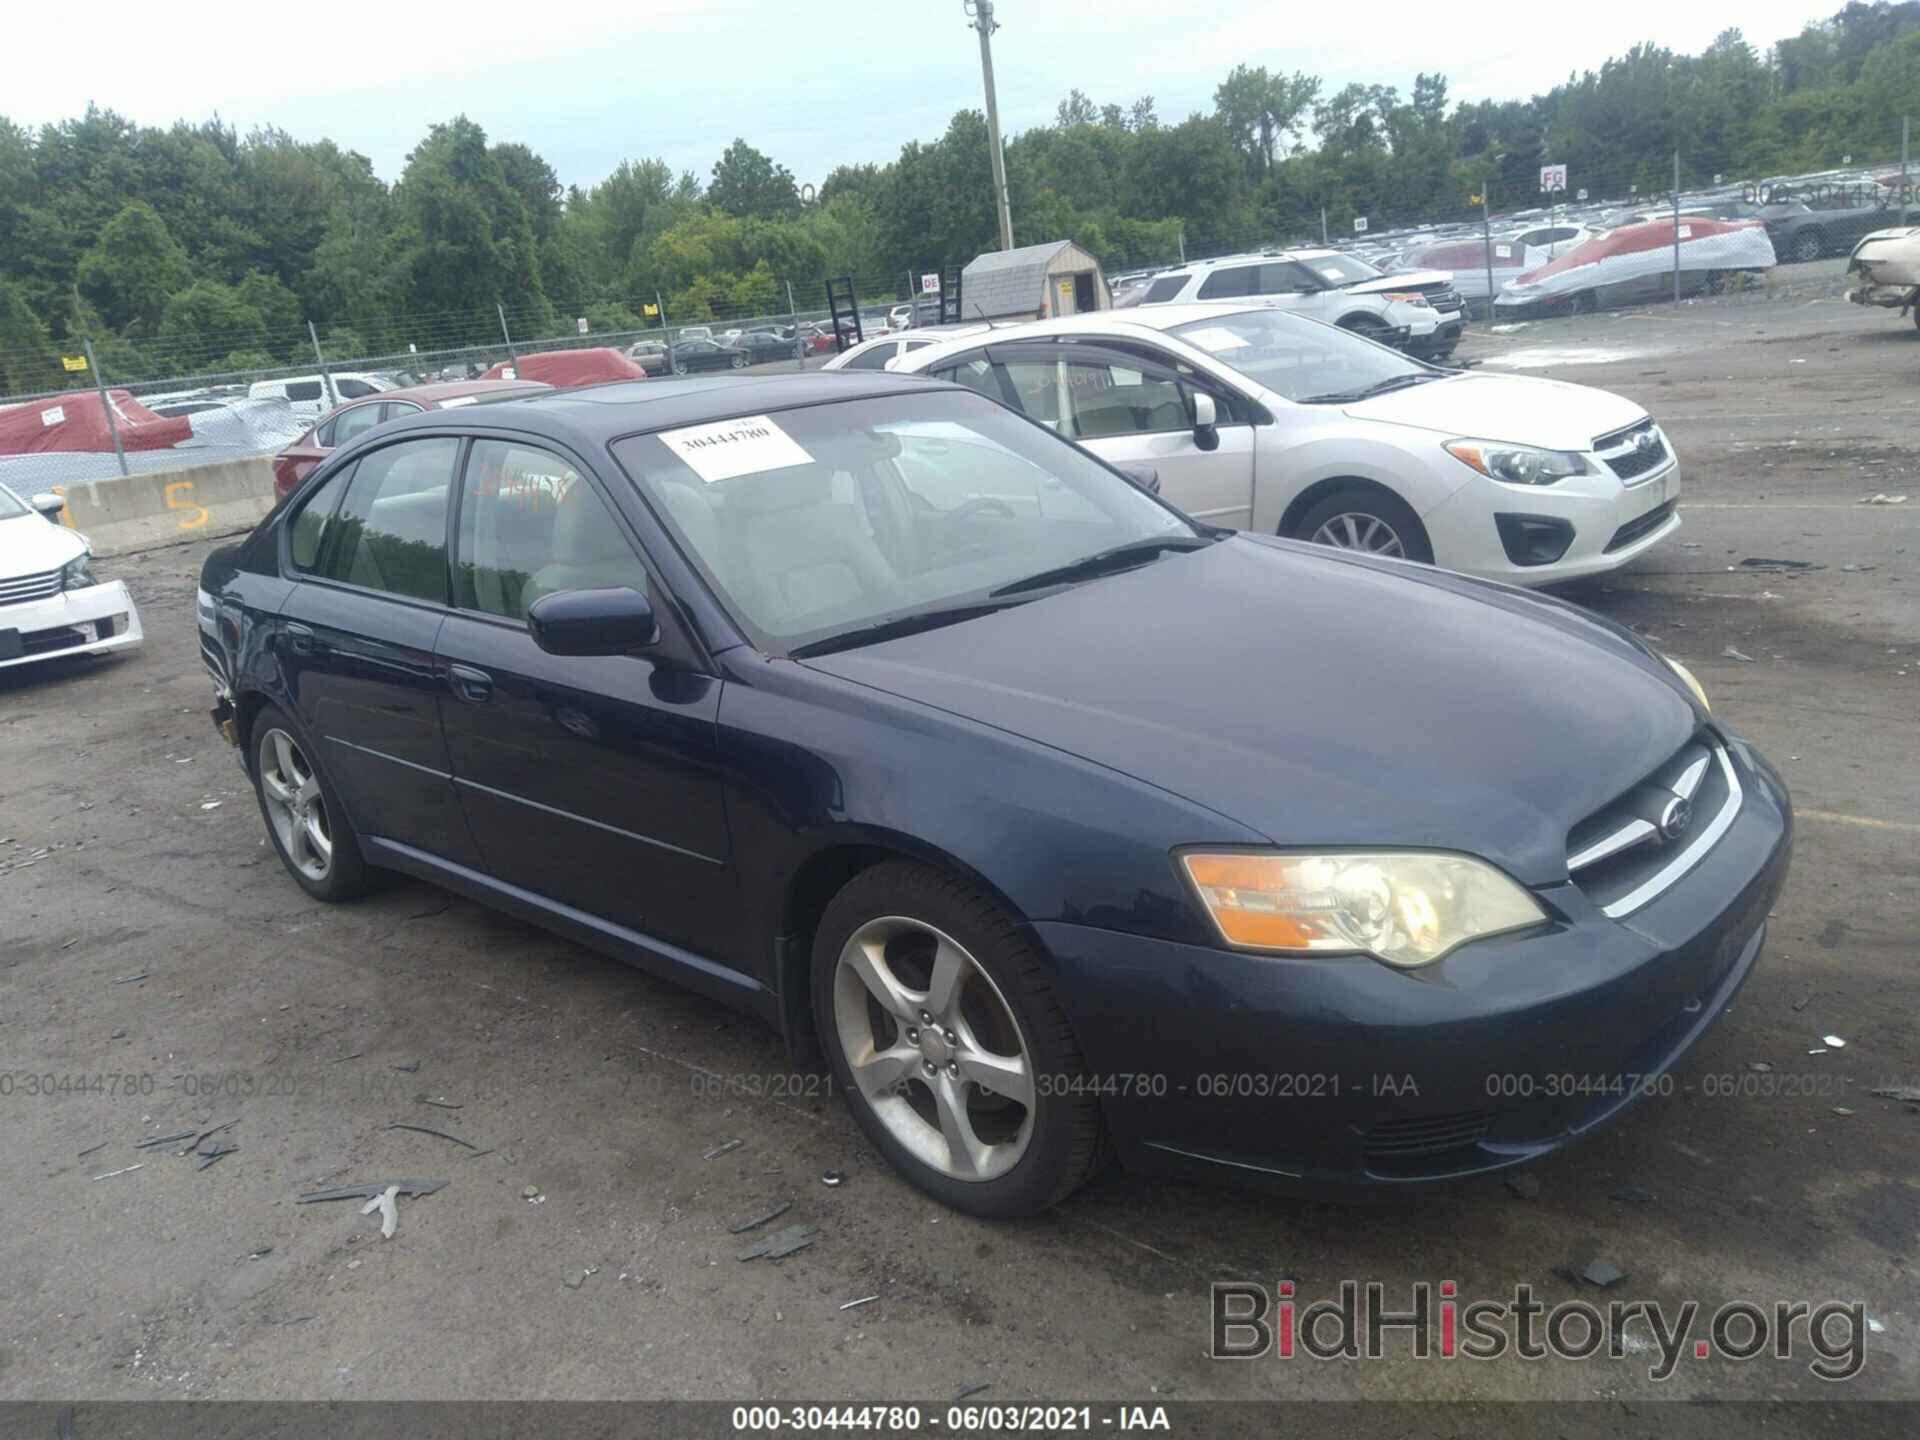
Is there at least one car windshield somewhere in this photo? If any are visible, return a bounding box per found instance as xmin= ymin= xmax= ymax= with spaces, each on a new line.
xmin=0 ymin=484 xmax=30 ymax=520
xmin=613 ymin=391 xmax=1194 ymax=655
xmin=1169 ymin=308 xmax=1434 ymax=402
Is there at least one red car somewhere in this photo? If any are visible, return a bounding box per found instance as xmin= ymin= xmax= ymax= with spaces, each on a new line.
xmin=479 ymin=347 xmax=649 ymax=387
xmin=271 ymin=379 xmax=549 ymax=499
xmin=803 ymin=325 xmax=839 ymax=355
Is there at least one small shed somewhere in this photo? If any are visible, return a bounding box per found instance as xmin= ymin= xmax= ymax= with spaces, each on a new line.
xmin=959 ymin=240 xmax=1110 ymax=322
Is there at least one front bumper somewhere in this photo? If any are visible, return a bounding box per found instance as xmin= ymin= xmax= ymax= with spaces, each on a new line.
xmin=1846 ymin=283 xmax=1917 ymax=310
xmin=0 ymin=578 xmax=144 ymax=670
xmin=1033 ymin=738 xmax=1791 ymax=1196
xmin=1407 ymin=316 xmax=1467 ymax=356
xmin=1420 ymin=455 xmax=1682 ymax=587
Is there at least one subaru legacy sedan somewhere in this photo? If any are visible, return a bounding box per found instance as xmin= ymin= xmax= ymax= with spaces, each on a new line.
xmin=197 ymin=375 xmax=1790 ymax=1217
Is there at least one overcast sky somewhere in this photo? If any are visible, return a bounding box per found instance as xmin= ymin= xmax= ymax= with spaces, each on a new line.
xmin=11 ymin=0 xmax=1835 ymax=190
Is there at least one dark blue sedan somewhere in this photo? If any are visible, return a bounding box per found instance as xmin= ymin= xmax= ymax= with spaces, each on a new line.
xmin=197 ymin=374 xmax=1791 ymax=1217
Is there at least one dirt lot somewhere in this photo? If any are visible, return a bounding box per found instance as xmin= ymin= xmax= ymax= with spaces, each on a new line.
xmin=1 ymin=287 xmax=1915 ymax=1422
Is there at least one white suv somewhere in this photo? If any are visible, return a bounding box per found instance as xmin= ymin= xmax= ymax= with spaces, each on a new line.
xmin=1125 ymin=249 xmax=1467 ymax=360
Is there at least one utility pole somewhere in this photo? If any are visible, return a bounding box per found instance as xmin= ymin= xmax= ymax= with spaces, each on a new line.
xmin=1902 ymin=116 xmax=1911 ymax=227
xmin=966 ymin=0 xmax=1014 ymax=251
xmin=1672 ymin=151 xmax=1682 ymax=308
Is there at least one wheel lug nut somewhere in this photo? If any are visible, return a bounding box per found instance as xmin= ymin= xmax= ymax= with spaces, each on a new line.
xmin=919 ymin=1010 xmax=932 ymax=1024
xmin=905 ymin=1028 xmax=919 ymax=1043
xmin=922 ymin=1060 xmax=936 ymax=1075
xmin=947 ymin=1061 xmax=960 ymax=1076
xmin=943 ymin=1029 xmax=957 ymax=1045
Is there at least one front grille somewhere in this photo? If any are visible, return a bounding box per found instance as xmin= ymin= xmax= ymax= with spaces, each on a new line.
xmin=0 ymin=568 xmax=62 ymax=605
xmin=1593 ymin=416 xmax=1670 ymax=482
xmin=1414 ymin=281 xmax=1464 ymax=313
xmin=1605 ymin=500 xmax=1676 ymax=552
xmin=1364 ymin=1110 xmax=1493 ymax=1160
xmin=22 ymin=625 xmax=87 ymax=655
xmin=1567 ymin=736 xmax=1741 ymax=917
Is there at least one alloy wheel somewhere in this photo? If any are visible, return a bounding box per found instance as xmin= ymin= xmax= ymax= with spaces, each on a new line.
xmin=1790 ymin=232 xmax=1823 ymax=262
xmin=258 ymin=728 xmax=332 ymax=881
xmin=1311 ymin=511 xmax=1407 ymax=557
xmin=832 ymin=916 xmax=1035 ymax=1182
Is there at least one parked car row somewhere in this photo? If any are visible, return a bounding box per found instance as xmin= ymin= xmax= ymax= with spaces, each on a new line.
xmin=198 ymin=361 xmax=1787 ymax=1219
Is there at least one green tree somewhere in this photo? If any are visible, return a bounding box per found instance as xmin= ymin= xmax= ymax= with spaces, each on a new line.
xmin=75 ymin=200 xmax=192 ymax=333
xmin=0 ymin=277 xmax=60 ymax=394
xmin=708 ymin=139 xmax=800 ymax=218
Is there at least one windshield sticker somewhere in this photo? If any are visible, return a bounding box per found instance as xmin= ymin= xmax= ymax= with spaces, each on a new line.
xmin=1180 ymin=326 xmax=1250 ymax=352
xmin=41 ymin=405 xmax=65 ymax=427
xmin=1319 ymin=267 xmax=1346 ymax=280
xmin=659 ymin=414 xmax=815 ymax=483
xmin=1677 ymin=225 xmax=1693 ymax=238
xmin=1494 ymin=243 xmax=1513 ymax=258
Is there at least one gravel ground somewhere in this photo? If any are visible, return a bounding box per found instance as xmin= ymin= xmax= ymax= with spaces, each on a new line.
xmin=1 ymin=285 xmax=1915 ymax=1422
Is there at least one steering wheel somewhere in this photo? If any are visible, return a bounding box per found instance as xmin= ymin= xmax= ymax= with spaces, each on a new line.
xmin=947 ymin=496 xmax=1017 ymax=523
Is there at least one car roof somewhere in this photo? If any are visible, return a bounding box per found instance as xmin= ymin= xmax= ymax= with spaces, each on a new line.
xmin=368 ymin=372 xmax=962 ymax=451
xmin=892 ymin=303 xmax=1297 ymax=356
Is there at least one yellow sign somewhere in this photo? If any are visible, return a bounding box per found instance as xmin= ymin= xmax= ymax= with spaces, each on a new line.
xmin=643 ymin=303 xmax=660 ymax=317
xmin=62 ymin=354 xmax=88 ymax=372
xmin=1469 ymin=193 xmax=1484 ymax=206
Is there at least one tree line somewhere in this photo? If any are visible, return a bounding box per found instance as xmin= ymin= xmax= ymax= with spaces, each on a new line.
xmin=2 ymin=1 xmax=1917 ymax=393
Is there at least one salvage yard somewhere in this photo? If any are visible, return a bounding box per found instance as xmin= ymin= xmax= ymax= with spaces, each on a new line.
xmin=1 ymin=289 xmax=1916 ymax=1413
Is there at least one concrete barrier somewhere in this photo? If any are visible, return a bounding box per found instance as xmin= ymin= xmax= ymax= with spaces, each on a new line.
xmin=45 ymin=456 xmax=278 ymax=556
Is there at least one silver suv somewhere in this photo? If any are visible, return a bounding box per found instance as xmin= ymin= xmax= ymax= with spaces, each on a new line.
xmin=1122 ymin=248 xmax=1466 ymax=360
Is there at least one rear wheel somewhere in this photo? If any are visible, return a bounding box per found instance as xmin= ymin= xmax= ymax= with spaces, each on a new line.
xmin=729 ymin=352 xmax=747 ymax=369
xmin=250 ymin=704 xmax=372 ymax=902
xmin=812 ymin=862 xmax=1103 ymax=1218
xmin=1291 ymin=484 xmax=1434 ymax=565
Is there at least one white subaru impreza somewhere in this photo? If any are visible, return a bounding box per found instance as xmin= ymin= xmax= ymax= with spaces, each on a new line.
xmin=892 ymin=304 xmax=1679 ymax=586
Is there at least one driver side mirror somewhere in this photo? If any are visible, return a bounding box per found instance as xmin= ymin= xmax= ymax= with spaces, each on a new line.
xmin=29 ymin=492 xmax=67 ymax=520
xmin=1190 ymin=392 xmax=1220 ymax=453
xmin=528 ymin=587 xmax=659 ymax=657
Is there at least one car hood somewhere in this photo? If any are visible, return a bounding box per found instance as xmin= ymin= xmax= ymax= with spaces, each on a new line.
xmin=802 ymin=537 xmax=1696 ymax=886
xmin=1342 ymin=267 xmax=1453 ymax=294
xmin=0 ymin=512 xmax=86 ymax=577
xmin=1342 ymin=372 xmax=1645 ymax=451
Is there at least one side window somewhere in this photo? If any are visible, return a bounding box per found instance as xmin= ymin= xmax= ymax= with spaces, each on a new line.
xmin=843 ymin=345 xmax=896 ymax=371
xmin=317 ymin=437 xmax=458 ymax=603
xmin=288 ymin=467 xmax=351 ymax=572
xmin=996 ymin=351 xmax=1072 ymax=430
xmin=330 ymin=403 xmax=386 ymax=447
xmin=455 ymin=439 xmax=648 ymax=623
xmin=1257 ymin=262 xmax=1317 ymax=293
xmin=1196 ymin=265 xmax=1257 ymax=300
xmin=286 ymin=380 xmax=323 ymax=402
xmin=1057 ymin=351 xmax=1190 ymax=439
xmin=931 ymin=354 xmax=1003 ymax=402
xmin=336 ymin=379 xmax=376 ymax=399
xmin=1141 ymin=274 xmax=1190 ymax=303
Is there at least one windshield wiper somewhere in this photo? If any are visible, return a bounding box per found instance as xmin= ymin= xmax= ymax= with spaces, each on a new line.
xmin=988 ymin=536 xmax=1213 ymax=598
xmin=788 ymin=599 xmax=1027 ymax=658
xmin=1296 ymin=372 xmax=1441 ymax=405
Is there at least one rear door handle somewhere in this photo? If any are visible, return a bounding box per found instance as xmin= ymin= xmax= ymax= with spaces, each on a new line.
xmin=447 ymin=663 xmax=493 ymax=704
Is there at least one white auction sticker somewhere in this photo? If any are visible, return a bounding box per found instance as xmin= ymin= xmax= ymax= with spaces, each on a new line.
xmin=1494 ymin=243 xmax=1513 ymax=258
xmin=41 ymin=405 xmax=65 ymax=427
xmin=1179 ymin=326 xmax=1249 ymax=353
xmin=659 ymin=414 xmax=814 ymax=483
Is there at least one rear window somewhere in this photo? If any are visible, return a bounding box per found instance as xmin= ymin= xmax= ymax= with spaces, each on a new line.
xmin=286 ymin=381 xmax=323 ymax=402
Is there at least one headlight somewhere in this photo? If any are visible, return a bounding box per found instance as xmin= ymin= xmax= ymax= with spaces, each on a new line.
xmin=1381 ymin=291 xmax=1434 ymax=307
xmin=1664 ymin=654 xmax=1711 ymax=711
xmin=1180 ymin=850 xmax=1546 ymax=969
xmin=59 ymin=553 xmax=97 ymax=591
xmin=1445 ymin=439 xmax=1591 ymax=485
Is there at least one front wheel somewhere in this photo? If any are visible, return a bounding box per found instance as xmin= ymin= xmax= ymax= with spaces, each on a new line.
xmin=729 ymin=353 xmax=747 ymax=369
xmin=672 ymin=360 xmax=689 ymax=375
xmin=1788 ymin=230 xmax=1824 ymax=263
xmin=812 ymin=862 xmax=1104 ymax=1218
xmin=1291 ymin=484 xmax=1434 ymax=565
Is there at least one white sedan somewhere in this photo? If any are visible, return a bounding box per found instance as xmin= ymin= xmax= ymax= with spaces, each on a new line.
xmin=891 ymin=304 xmax=1680 ymax=586
xmin=0 ymin=484 xmax=144 ymax=670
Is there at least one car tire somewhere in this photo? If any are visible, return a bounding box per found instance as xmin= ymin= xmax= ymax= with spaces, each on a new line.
xmin=1788 ymin=230 xmax=1824 ymax=263
xmin=1338 ymin=315 xmax=1390 ymax=343
xmin=729 ymin=353 xmax=747 ymax=369
xmin=811 ymin=861 xmax=1104 ymax=1218
xmin=1291 ymin=484 xmax=1435 ymax=565
xmin=673 ymin=360 xmax=689 ymax=375
xmin=249 ymin=703 xmax=373 ymax=902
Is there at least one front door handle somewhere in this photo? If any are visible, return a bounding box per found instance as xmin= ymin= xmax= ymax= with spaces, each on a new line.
xmin=284 ymin=621 xmax=318 ymax=656
xmin=447 ymin=663 xmax=493 ymax=704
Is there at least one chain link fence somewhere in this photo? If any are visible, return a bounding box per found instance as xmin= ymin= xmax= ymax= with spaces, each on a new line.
xmin=3 ymin=130 xmax=1913 ymax=499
